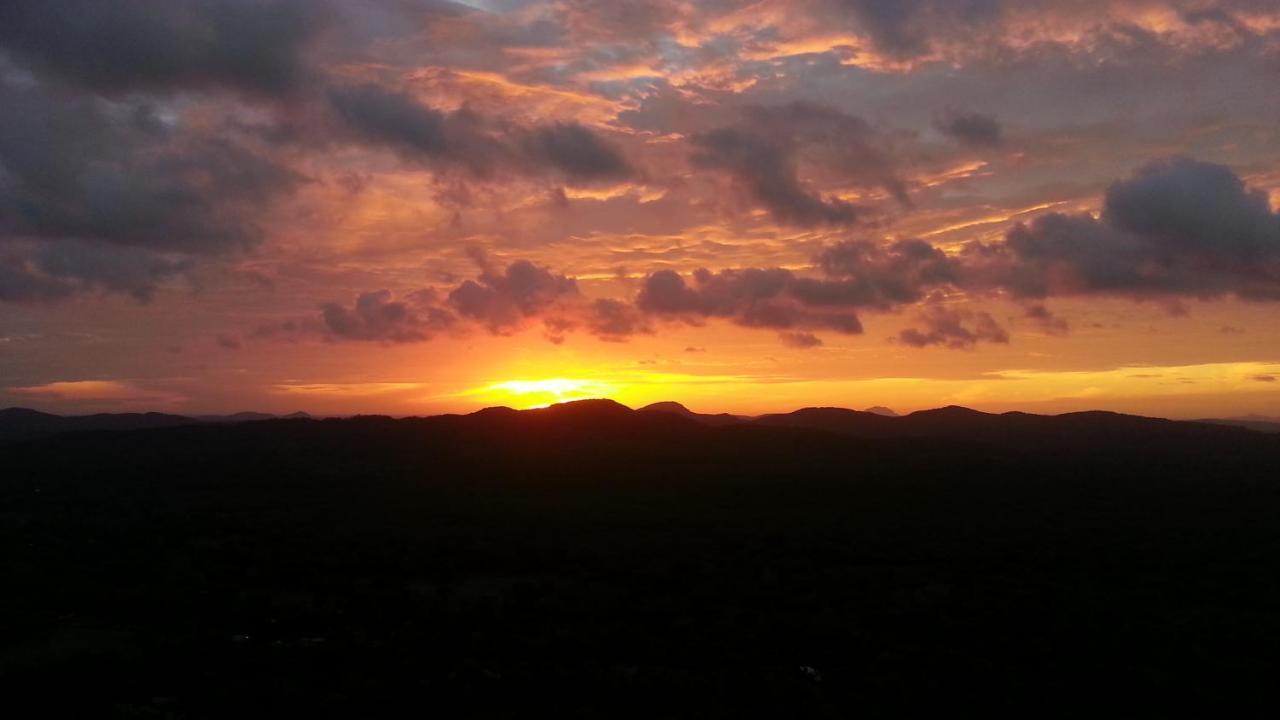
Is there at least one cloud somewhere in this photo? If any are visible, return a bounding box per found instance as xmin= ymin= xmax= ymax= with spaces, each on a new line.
xmin=0 ymin=239 xmax=191 ymax=303
xmin=1103 ymin=156 xmax=1280 ymax=264
xmin=633 ymin=238 xmax=964 ymax=342
xmin=521 ymin=122 xmax=632 ymax=181
xmin=327 ymin=83 xmax=631 ymax=183
xmin=819 ymin=0 xmax=1004 ymax=59
xmin=691 ymin=126 xmax=857 ymax=227
xmin=801 ymin=238 xmax=955 ymax=309
xmin=933 ymin=109 xmax=1003 ymax=147
xmin=447 ymin=256 xmax=580 ymax=333
xmin=326 ymin=83 xmax=494 ymax=171
xmin=0 ymin=0 xmax=323 ymax=96
xmin=0 ymin=82 xmax=298 ymax=252
xmin=0 ymin=77 xmax=300 ymax=303
xmin=636 ymin=267 xmax=865 ymax=335
xmin=898 ymin=300 xmax=1009 ymax=349
xmin=322 ymin=290 xmax=454 ymax=343
xmin=584 ymin=298 xmax=652 ymax=341
xmin=1023 ymin=304 xmax=1070 ymax=336
xmin=779 ymin=331 xmax=824 ymax=348
xmin=690 ymin=102 xmax=909 ymax=227
xmin=8 ymin=379 xmax=184 ymax=407
xmin=317 ymin=256 xmax=651 ymax=345
xmin=964 ymin=157 xmax=1280 ymax=301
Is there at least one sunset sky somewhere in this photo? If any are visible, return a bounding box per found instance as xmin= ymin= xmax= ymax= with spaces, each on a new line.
xmin=2 ymin=0 xmax=1280 ymax=417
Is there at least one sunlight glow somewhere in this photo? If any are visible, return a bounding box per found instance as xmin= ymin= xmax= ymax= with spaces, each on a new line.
xmin=479 ymin=378 xmax=620 ymax=409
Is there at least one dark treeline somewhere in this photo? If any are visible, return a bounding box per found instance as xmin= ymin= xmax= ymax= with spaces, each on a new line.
xmin=3 ymin=400 xmax=1279 ymax=717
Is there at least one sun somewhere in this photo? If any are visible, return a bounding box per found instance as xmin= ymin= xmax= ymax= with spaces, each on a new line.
xmin=478 ymin=378 xmax=619 ymax=409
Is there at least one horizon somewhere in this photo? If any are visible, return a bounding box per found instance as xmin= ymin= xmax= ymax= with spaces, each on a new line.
xmin=5 ymin=395 xmax=1276 ymax=423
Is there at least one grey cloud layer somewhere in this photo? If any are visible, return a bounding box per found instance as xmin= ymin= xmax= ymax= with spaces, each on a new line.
xmin=322 ymin=156 xmax=1280 ymax=348
xmin=0 ymin=0 xmax=323 ymax=96
xmin=691 ymin=103 xmax=910 ymax=227
xmin=327 ymin=83 xmax=632 ymax=182
xmin=0 ymin=2 xmax=633 ymax=304
xmin=965 ymin=157 xmax=1280 ymax=301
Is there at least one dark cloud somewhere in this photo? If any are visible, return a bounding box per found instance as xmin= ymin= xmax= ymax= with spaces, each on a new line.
xmin=0 ymin=82 xmax=298 ymax=255
xmin=618 ymin=157 xmax=1280 ymax=348
xmin=216 ymin=334 xmax=242 ymax=351
xmin=1023 ymin=304 xmax=1070 ymax=335
xmin=447 ymin=257 xmax=580 ymax=333
xmin=636 ymin=267 xmax=864 ymax=334
xmin=691 ymin=126 xmax=857 ymax=226
xmin=898 ymin=300 xmax=1008 ymax=349
xmin=800 ymin=239 xmax=954 ymax=309
xmin=1253 ymin=374 xmax=1277 ymax=383
xmin=317 ymin=257 xmax=647 ymax=344
xmin=0 ymin=76 xmax=299 ymax=303
xmin=521 ymin=123 xmax=632 ymax=182
xmin=633 ymin=238 xmax=962 ymax=339
xmin=933 ymin=109 xmax=1003 ymax=147
xmin=326 ymin=83 xmax=493 ymax=172
xmin=0 ymin=257 xmax=73 ymax=303
xmin=327 ymin=83 xmax=631 ymax=183
xmin=690 ymin=102 xmax=909 ymax=227
xmin=825 ymin=0 xmax=1004 ymax=58
xmin=1103 ymin=157 xmax=1280 ymax=264
xmin=322 ymin=290 xmax=454 ymax=343
xmin=779 ymin=331 xmax=824 ymax=348
xmin=585 ymin=298 xmax=652 ymax=341
xmin=964 ymin=157 xmax=1280 ymax=301
xmin=0 ymin=0 xmax=323 ymax=96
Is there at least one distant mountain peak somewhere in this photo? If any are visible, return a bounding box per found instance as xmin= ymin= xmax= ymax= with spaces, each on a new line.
xmin=863 ymin=406 xmax=898 ymax=417
xmin=639 ymin=401 xmax=694 ymax=415
xmin=1 ymin=407 xmax=49 ymax=418
xmin=912 ymin=405 xmax=987 ymax=418
xmin=535 ymin=398 xmax=633 ymax=415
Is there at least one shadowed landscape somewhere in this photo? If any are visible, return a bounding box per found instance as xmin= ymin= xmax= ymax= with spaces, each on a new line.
xmin=4 ymin=400 xmax=1280 ymax=717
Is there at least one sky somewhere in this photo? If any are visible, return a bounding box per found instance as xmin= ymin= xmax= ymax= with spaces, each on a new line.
xmin=2 ymin=0 xmax=1280 ymax=418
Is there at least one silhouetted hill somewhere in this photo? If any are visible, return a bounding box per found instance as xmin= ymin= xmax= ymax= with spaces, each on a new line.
xmin=7 ymin=401 xmax=1267 ymax=451
xmin=0 ymin=407 xmax=324 ymax=445
xmin=638 ymin=400 xmax=746 ymax=426
xmin=1196 ymin=417 xmax=1280 ymax=433
xmin=751 ymin=403 xmax=1259 ymax=449
xmin=0 ymin=406 xmax=197 ymax=446
xmin=4 ymin=400 xmax=1280 ymax=715
xmin=755 ymin=406 xmax=898 ymax=435
xmin=197 ymin=412 xmax=278 ymax=423
xmin=863 ymin=405 xmax=898 ymax=417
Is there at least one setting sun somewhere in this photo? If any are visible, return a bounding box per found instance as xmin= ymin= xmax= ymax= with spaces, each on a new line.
xmin=474 ymin=378 xmax=620 ymax=409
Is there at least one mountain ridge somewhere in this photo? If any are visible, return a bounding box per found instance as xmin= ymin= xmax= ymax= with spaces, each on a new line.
xmin=3 ymin=400 xmax=1273 ymax=447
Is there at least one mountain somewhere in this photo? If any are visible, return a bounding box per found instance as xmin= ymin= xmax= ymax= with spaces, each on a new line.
xmin=0 ymin=406 xmax=198 ymax=446
xmin=1195 ymin=416 xmax=1280 ymax=433
xmin=196 ymin=412 xmax=278 ymax=423
xmin=754 ymin=406 xmax=899 ymax=435
xmin=638 ymin=401 xmax=746 ymax=426
xmin=0 ymin=408 xmax=321 ymax=446
xmin=7 ymin=401 xmax=1265 ymax=448
xmin=751 ymin=404 xmax=1255 ymax=448
xmin=863 ymin=406 xmax=899 ymax=417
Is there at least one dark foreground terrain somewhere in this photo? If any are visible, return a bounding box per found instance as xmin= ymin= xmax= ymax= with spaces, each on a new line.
xmin=3 ymin=400 xmax=1280 ymax=717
